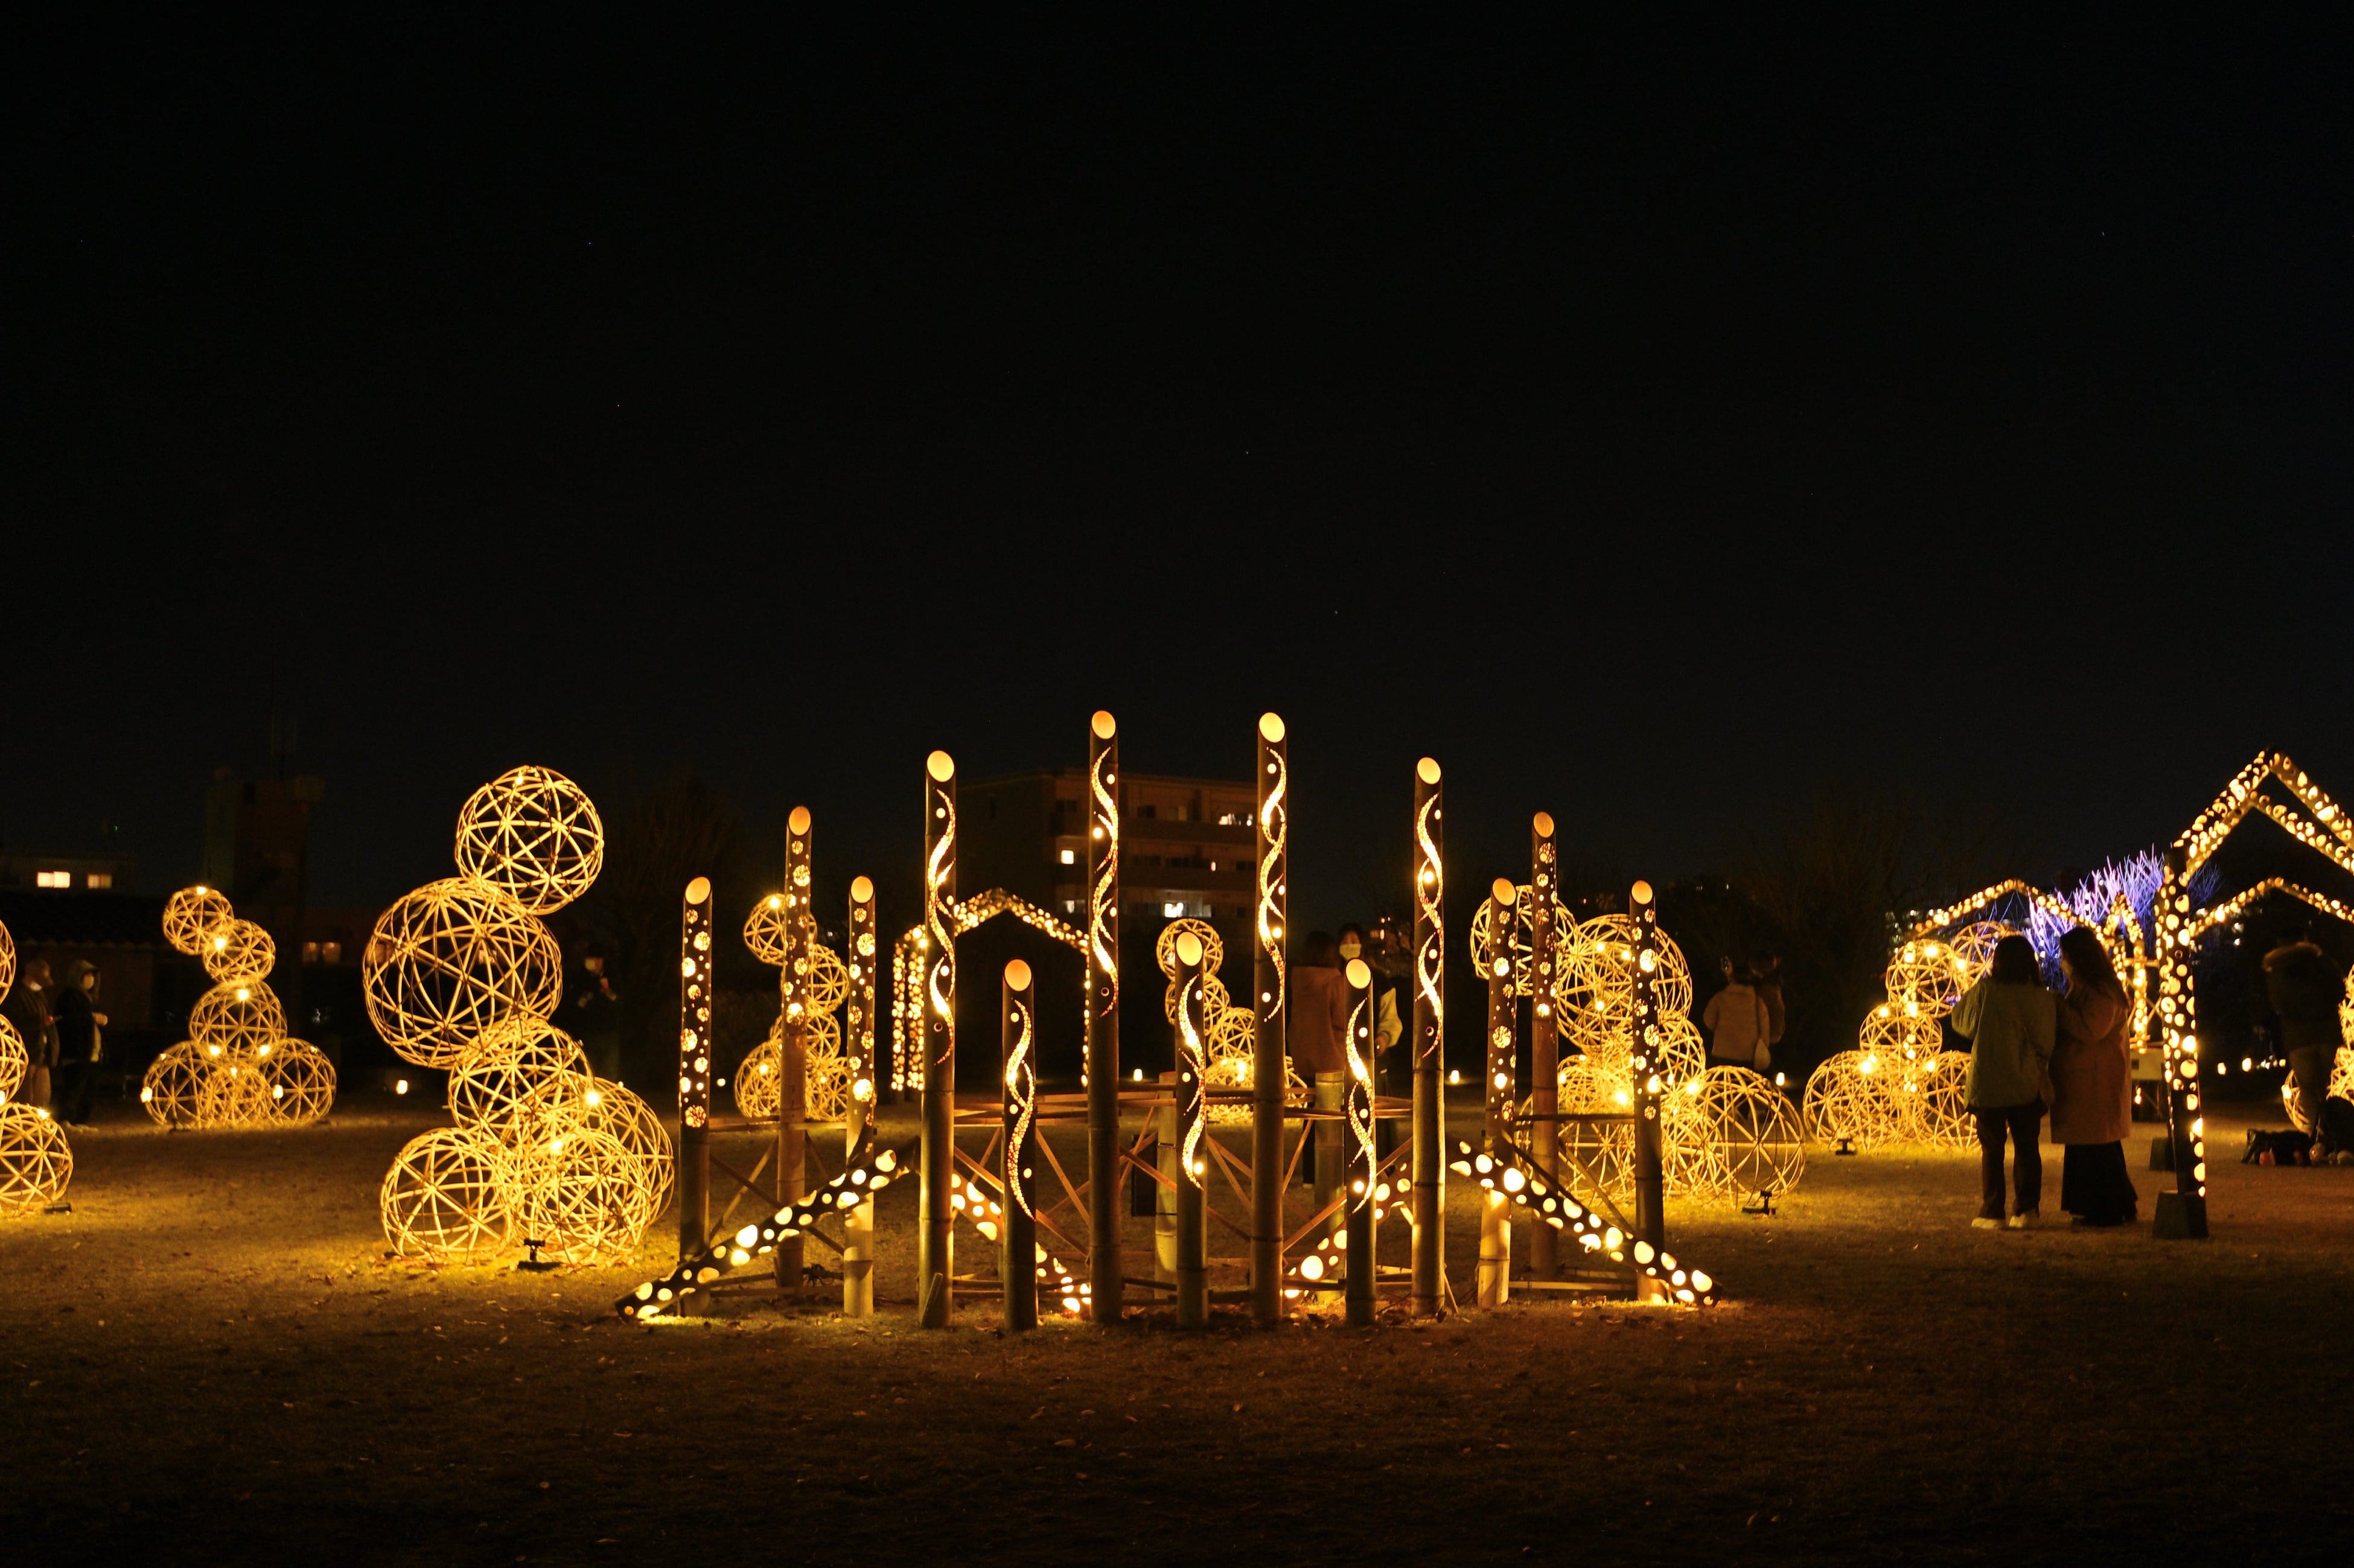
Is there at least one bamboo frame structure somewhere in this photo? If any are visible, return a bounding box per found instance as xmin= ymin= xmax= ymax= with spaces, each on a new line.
xmin=1478 ymin=879 xmax=1516 ymax=1308
xmin=1526 ymin=813 xmax=1560 ymax=1280
xmin=777 ymin=806 xmax=814 ymax=1296
xmin=1085 ymin=710 xmax=1122 ymax=1321
xmin=2152 ymin=849 xmax=2207 ymax=1238
xmin=844 ymin=875 xmax=878 ymax=1316
xmin=1449 ymin=1136 xmax=1717 ymax=1304
xmin=677 ymin=876 xmax=714 ymax=1258
xmin=1411 ymin=757 xmax=1445 ymax=1315
xmin=1627 ymin=881 xmax=1666 ymax=1260
xmin=1251 ymin=710 xmax=1288 ymax=1325
xmin=161 ymin=885 xmax=234 ymax=958
xmin=919 ymin=750 xmax=958 ymax=1327
xmin=1172 ymin=929 xmax=1209 ymax=1327
xmin=1001 ymin=958 xmax=1039 ymax=1332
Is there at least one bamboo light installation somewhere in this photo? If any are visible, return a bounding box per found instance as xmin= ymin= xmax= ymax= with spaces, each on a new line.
xmin=1251 ymin=710 xmax=1288 ymax=1325
xmin=1526 ymin=813 xmax=1560 ymax=1281
xmin=147 ymin=886 xmax=336 ymax=1129
xmin=0 ymin=912 xmax=70 ymax=1213
xmin=1172 ymin=928 xmax=1210 ymax=1327
xmin=1411 ymin=756 xmax=1445 ymax=1316
xmin=844 ymin=875 xmax=878 ymax=1316
xmin=454 ymin=763 xmax=607 ymax=914
xmin=1627 ymin=881 xmax=1667 ymax=1260
xmin=1342 ymin=958 xmax=1378 ymax=1326
xmin=1478 ymin=879 xmax=1516 ymax=1309
xmin=678 ymin=876 xmax=715 ymax=1257
xmin=2152 ymin=848 xmax=2206 ymax=1238
xmin=0 ymin=1018 xmax=24 ymax=1107
xmin=1449 ymin=1138 xmax=1717 ymax=1305
xmin=777 ymin=806 xmax=814 ymax=1298
xmin=1001 ymin=958 xmax=1039 ymax=1333
xmin=919 ymin=750 xmax=957 ymax=1327
xmin=1085 ymin=710 xmax=1123 ymax=1322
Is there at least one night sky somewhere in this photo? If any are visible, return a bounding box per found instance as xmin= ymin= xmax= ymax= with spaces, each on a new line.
xmin=11 ymin=16 xmax=2350 ymax=931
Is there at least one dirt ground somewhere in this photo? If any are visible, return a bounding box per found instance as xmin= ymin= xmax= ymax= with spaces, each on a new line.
xmin=2 ymin=1091 xmax=2349 ymax=1566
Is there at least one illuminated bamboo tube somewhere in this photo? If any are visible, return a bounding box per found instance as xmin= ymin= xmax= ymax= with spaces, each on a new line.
xmin=1526 ymin=812 xmax=1560 ymax=1281
xmin=677 ymin=877 xmax=715 ymax=1264
xmin=2153 ymin=847 xmax=2209 ymax=1239
xmin=777 ymin=805 xmax=814 ymax=1298
xmin=1479 ymin=878 xmax=1515 ymax=1310
xmin=919 ymin=750 xmax=958 ymax=1327
xmin=1001 ymin=958 xmax=1039 ymax=1332
xmin=1411 ymin=757 xmax=1445 ymax=1317
xmin=1084 ymin=710 xmax=1123 ymax=1322
xmin=1173 ymin=928 xmax=1209 ymax=1328
xmin=844 ymin=875 xmax=878 ymax=1316
xmin=1250 ymin=710 xmax=1288 ymax=1326
xmin=1627 ymin=881 xmax=1667 ymax=1263
xmin=1344 ymin=958 xmax=1377 ymax=1328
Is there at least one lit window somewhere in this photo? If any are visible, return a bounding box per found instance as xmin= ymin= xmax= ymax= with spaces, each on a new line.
xmin=302 ymin=942 xmax=321 ymax=963
xmin=1163 ymin=902 xmax=1185 ymax=917
xmin=1059 ymin=849 xmax=1076 ymax=865
xmin=35 ymin=870 xmax=69 ymax=888
xmin=86 ymin=872 xmax=112 ymax=889
xmin=321 ymin=942 xmax=341 ymax=964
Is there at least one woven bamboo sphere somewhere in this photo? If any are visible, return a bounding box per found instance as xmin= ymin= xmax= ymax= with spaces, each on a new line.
xmin=791 ymin=942 xmax=851 ymax=1018
xmin=190 ymin=981 xmax=287 ymax=1056
xmin=141 ymin=1042 xmax=210 ymax=1127
xmin=1559 ymin=914 xmax=1694 ymax=1022
xmin=447 ymin=1019 xmax=591 ymax=1137
xmin=575 ymin=1078 xmax=673 ymax=1232
xmin=1949 ymin=921 xmax=2020 ymax=984
xmin=362 ymin=878 xmax=562 ymax=1068
xmin=742 ymin=894 xmax=791 ymax=964
xmin=2332 ymin=1047 xmax=2354 ymax=1105
xmin=1858 ymin=1002 xmax=1945 ymax=1064
xmin=1206 ymin=1005 xmax=1255 ymax=1063
xmin=508 ymin=1124 xmax=648 ymax=1260
xmin=197 ymin=1056 xmax=277 ymax=1127
xmin=1883 ymin=938 xmax=1969 ymax=1019
xmin=0 ymin=1016 xmax=25 ymax=1104
xmin=200 ymin=919 xmax=277 ymax=985
xmin=1155 ymin=918 xmax=1223 ymax=981
xmin=1803 ymin=1050 xmax=1903 ymax=1147
xmin=1689 ymin=1066 xmax=1807 ymax=1196
xmin=453 ymin=765 xmax=605 ymax=916
xmin=162 ymin=885 xmax=235 ymax=957
xmin=259 ymin=1039 xmax=337 ymax=1125
xmin=730 ymin=1015 xmax=844 ymax=1121
xmin=1898 ymin=1051 xmax=1974 ymax=1147
xmin=1650 ymin=1012 xmax=1709 ymax=1089
xmin=0 ymin=1104 xmax=71 ymax=1214
xmin=0 ymin=916 xmax=14 ymax=1001
xmin=803 ymin=1029 xmax=852 ymax=1123
xmin=381 ymin=1126 xmax=512 ymax=1258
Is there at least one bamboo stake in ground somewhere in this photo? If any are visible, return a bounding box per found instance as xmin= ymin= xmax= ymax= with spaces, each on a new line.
xmin=1526 ymin=812 xmax=1560 ymax=1281
xmin=1002 ymin=958 xmax=1039 ymax=1331
xmin=1344 ymin=956 xmax=1377 ymax=1328
xmin=1173 ymin=928 xmax=1209 ymax=1327
xmin=1085 ymin=710 xmax=1123 ymax=1322
xmin=2153 ymin=846 xmax=2209 ymax=1239
xmin=1411 ymin=756 xmax=1445 ymax=1317
xmin=677 ymin=875 xmax=714 ymax=1263
xmin=1628 ymin=879 xmax=1666 ymax=1262
xmin=1250 ymin=710 xmax=1288 ymax=1326
xmin=776 ymin=805 xmax=813 ymax=1299
xmin=919 ymin=750 xmax=958 ymax=1327
xmin=1479 ymin=878 xmax=1515 ymax=1309
xmin=844 ymin=875 xmax=878 ymax=1315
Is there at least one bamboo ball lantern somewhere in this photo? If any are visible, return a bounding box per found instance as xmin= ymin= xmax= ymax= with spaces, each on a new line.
xmin=1560 ymin=914 xmax=1695 ymax=1023
xmin=1901 ymin=1051 xmax=1973 ymax=1148
xmin=1858 ymin=1003 xmax=1944 ymax=1066
xmin=0 ymin=1104 xmax=72 ymax=1214
xmin=162 ymin=885 xmax=236 ymax=957
xmin=197 ymin=1055 xmax=276 ymax=1127
xmin=447 ymin=1019 xmax=591 ymax=1136
xmin=508 ymin=1124 xmax=647 ymax=1260
xmin=1804 ymin=1050 xmax=1901 ymax=1147
xmin=1883 ymin=939 xmax=1969 ymax=1020
xmin=452 ymin=764 xmax=606 ymax=916
xmin=1950 ymin=920 xmax=2020 ymax=984
xmin=258 ymin=1039 xmax=337 ymax=1126
xmin=381 ymin=1126 xmax=512 ymax=1258
xmin=1690 ymin=1066 xmax=1807 ymax=1196
xmin=362 ymin=878 xmax=562 ymax=1068
xmin=141 ymin=1042 xmax=210 ymax=1127
xmin=1206 ymin=1005 xmax=1255 ymax=1063
xmin=576 ymin=1078 xmax=674 ymax=1232
xmin=793 ymin=942 xmax=851 ymax=1018
xmin=0 ymin=917 xmax=14 ymax=1001
xmin=803 ymin=1025 xmax=852 ymax=1123
xmin=732 ymin=1031 xmax=782 ymax=1120
xmin=2332 ymin=1047 xmax=2354 ymax=1106
xmin=0 ymin=1016 xmax=25 ymax=1104
xmin=200 ymin=918 xmax=277 ymax=985
xmin=190 ymin=981 xmax=287 ymax=1057
xmin=742 ymin=894 xmax=791 ymax=964
xmin=1653 ymin=1012 xmax=1709 ymax=1089
xmin=1155 ymin=918 xmax=1224 ymax=981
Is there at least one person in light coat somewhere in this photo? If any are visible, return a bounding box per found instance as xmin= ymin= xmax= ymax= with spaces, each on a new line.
xmin=1951 ymin=935 xmax=2055 ymax=1229
xmin=2050 ymin=926 xmax=2137 ymax=1227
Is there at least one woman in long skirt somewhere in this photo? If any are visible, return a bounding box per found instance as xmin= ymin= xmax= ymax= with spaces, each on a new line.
xmin=2050 ymin=926 xmax=2138 ymax=1226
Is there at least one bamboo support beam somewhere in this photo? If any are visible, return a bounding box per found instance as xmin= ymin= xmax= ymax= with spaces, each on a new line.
xmin=919 ymin=751 xmax=958 ymax=1327
xmin=776 ymin=806 xmax=813 ymax=1298
xmin=1002 ymin=958 xmax=1040 ymax=1331
xmin=677 ymin=876 xmax=715 ymax=1264
xmin=843 ymin=875 xmax=878 ymax=1315
xmin=1411 ymin=757 xmax=1446 ymax=1316
xmin=1173 ymin=929 xmax=1210 ymax=1327
xmin=1526 ymin=813 xmax=1560 ymax=1282
xmin=1479 ymin=879 xmax=1515 ymax=1309
xmin=1251 ymin=710 xmax=1289 ymax=1326
xmin=1085 ymin=710 xmax=1123 ymax=1322
xmin=2153 ymin=848 xmax=2209 ymax=1239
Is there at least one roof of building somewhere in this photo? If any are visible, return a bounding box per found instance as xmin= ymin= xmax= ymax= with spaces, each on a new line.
xmin=0 ymin=890 xmax=170 ymax=948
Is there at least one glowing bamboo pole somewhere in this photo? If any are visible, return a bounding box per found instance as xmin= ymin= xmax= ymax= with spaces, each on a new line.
xmin=1173 ymin=928 xmax=1209 ymax=1327
xmin=1478 ymin=878 xmax=1515 ymax=1309
xmin=1343 ymin=957 xmax=1377 ymax=1328
xmin=1250 ymin=710 xmax=1288 ymax=1326
xmin=677 ymin=876 xmax=715 ymax=1262
xmin=2152 ymin=847 xmax=2209 ymax=1240
xmin=1002 ymin=958 xmax=1039 ymax=1331
xmin=919 ymin=750 xmax=958 ymax=1327
xmin=1411 ymin=756 xmax=1445 ymax=1317
xmin=843 ymin=875 xmax=878 ymax=1315
xmin=1085 ymin=710 xmax=1123 ymax=1323
xmin=776 ymin=805 xmax=813 ymax=1298
xmin=1627 ymin=880 xmax=1666 ymax=1260
xmin=1526 ymin=812 xmax=1560 ymax=1281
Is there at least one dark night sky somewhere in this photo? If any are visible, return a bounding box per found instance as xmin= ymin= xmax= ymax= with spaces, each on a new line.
xmin=9 ymin=15 xmax=2351 ymax=931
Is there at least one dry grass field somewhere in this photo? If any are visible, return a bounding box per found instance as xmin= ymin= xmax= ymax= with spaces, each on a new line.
xmin=3 ymin=1091 xmax=2349 ymax=1565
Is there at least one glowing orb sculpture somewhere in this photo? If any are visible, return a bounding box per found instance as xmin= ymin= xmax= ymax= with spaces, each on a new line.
xmin=162 ymin=885 xmax=235 ymax=957
xmin=381 ymin=1127 xmax=512 ymax=1257
xmin=1688 ymin=1066 xmax=1807 ymax=1195
xmin=141 ymin=1042 xmax=210 ymax=1127
xmin=1883 ymin=939 xmax=1969 ymax=1019
xmin=0 ymin=1016 xmax=25 ymax=1104
xmin=200 ymin=919 xmax=276 ymax=984
xmin=0 ymin=1104 xmax=71 ymax=1214
xmin=453 ymin=764 xmax=605 ymax=915
xmin=362 ymin=878 xmax=561 ymax=1068
xmin=447 ymin=1019 xmax=591 ymax=1136
xmin=0 ymin=920 xmax=14 ymax=999
xmin=190 ymin=981 xmax=287 ymax=1056
xmin=743 ymin=894 xmax=791 ymax=965
xmin=1803 ymin=1050 xmax=1902 ymax=1147
xmin=258 ymin=1039 xmax=337 ymax=1124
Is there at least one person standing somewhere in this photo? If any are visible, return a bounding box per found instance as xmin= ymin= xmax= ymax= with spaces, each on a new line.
xmin=2 ymin=955 xmax=57 ymax=1109
xmin=1701 ymin=961 xmax=1772 ymax=1071
xmin=1339 ymin=922 xmax=1405 ymax=1155
xmin=1753 ymin=955 xmax=1787 ymax=1067
xmin=2262 ymin=922 xmax=2341 ymax=1156
xmin=1289 ymin=931 xmax=1351 ymax=1225
xmin=570 ymin=951 xmax=623 ymax=1082
xmin=2051 ymin=928 xmax=2137 ymax=1227
xmin=1951 ymin=935 xmax=2055 ymax=1229
xmin=52 ymin=960 xmax=108 ymax=1126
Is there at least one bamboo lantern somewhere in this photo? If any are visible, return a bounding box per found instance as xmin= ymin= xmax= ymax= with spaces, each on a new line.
xmin=1627 ymin=881 xmax=1666 ymax=1258
xmin=919 ymin=750 xmax=958 ymax=1327
xmin=1344 ymin=957 xmax=1377 ymax=1327
xmin=844 ymin=875 xmax=878 ymax=1315
xmin=1250 ymin=710 xmax=1288 ymax=1325
xmin=2153 ymin=847 xmax=2207 ymax=1237
xmin=1479 ymin=878 xmax=1516 ymax=1308
xmin=777 ymin=806 xmax=814 ymax=1295
xmin=1173 ymin=928 xmax=1210 ymax=1327
xmin=1526 ymin=812 xmax=1560 ymax=1280
xmin=1002 ymin=958 xmax=1039 ymax=1332
xmin=677 ymin=876 xmax=714 ymax=1258
xmin=1411 ymin=757 xmax=1444 ymax=1316
xmin=1084 ymin=710 xmax=1123 ymax=1322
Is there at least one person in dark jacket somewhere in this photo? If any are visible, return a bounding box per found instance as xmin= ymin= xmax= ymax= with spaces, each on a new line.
xmin=52 ymin=960 xmax=108 ymax=1126
xmin=2 ymin=955 xmax=58 ymax=1109
xmin=2263 ymin=923 xmax=2342 ymax=1155
xmin=569 ymin=951 xmax=622 ymax=1082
